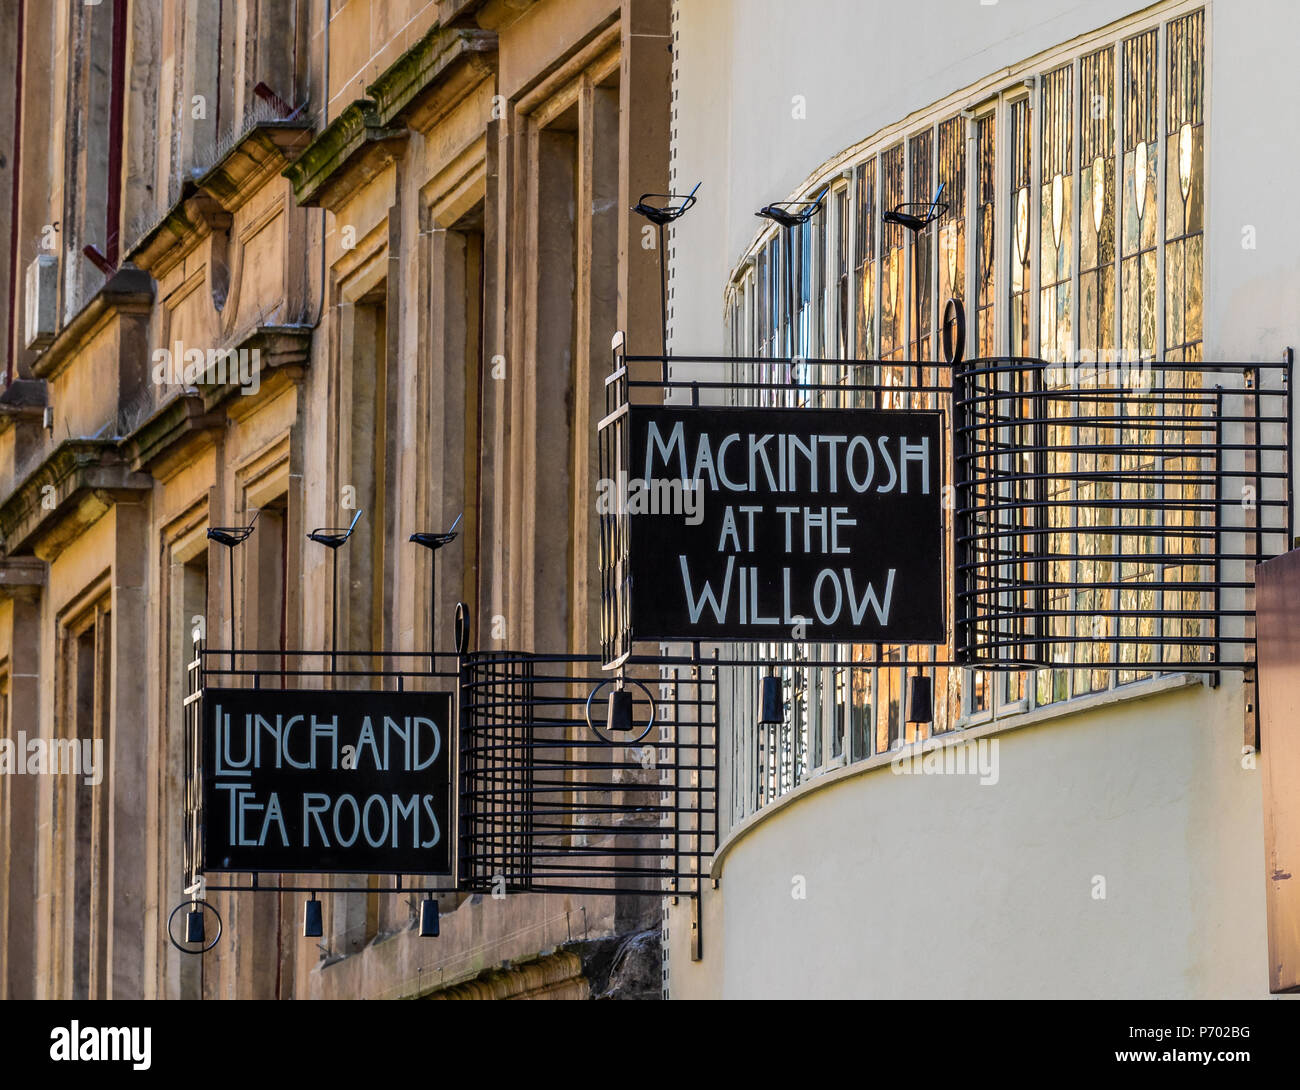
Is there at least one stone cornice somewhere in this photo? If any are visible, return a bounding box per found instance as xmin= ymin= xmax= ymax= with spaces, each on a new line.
xmin=31 ymin=266 xmax=154 ymax=383
xmin=121 ymin=393 xmax=224 ymax=475
xmin=129 ymin=122 xmax=315 ymax=277
xmin=0 ymin=380 xmax=48 ymax=436
xmin=0 ymin=440 xmax=152 ymax=559
xmin=197 ymin=122 xmax=316 ymax=212
xmin=0 ymin=555 xmax=47 ymax=601
xmin=128 ymin=324 xmax=311 ymax=470
xmin=128 ymin=187 xmax=229 ymax=278
xmin=201 ymin=324 xmax=313 ymax=406
xmin=285 ymin=25 xmax=497 ymax=210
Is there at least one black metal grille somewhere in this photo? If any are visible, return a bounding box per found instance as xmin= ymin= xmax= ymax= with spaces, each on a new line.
xmin=598 ymin=348 xmax=1291 ymax=672
xmin=458 ymin=651 xmax=717 ymax=897
xmin=184 ymin=645 xmax=717 ymax=897
xmin=953 ymin=355 xmax=1292 ymax=669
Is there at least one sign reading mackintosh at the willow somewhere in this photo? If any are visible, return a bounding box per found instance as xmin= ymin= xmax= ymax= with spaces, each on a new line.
xmin=620 ymin=405 xmax=944 ymax=643
xmin=202 ymin=689 xmax=452 ymax=874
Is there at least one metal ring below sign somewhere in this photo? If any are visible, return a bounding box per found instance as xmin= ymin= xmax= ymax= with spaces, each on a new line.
xmin=942 ymin=297 xmax=966 ymax=365
xmin=584 ymin=678 xmax=657 ymax=745
xmin=167 ymin=899 xmax=223 ymax=955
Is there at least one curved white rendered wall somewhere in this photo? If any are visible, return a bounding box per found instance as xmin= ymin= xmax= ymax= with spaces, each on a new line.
xmin=665 ymin=0 xmax=1300 ymax=998
xmin=690 ymin=677 xmax=1266 ymax=998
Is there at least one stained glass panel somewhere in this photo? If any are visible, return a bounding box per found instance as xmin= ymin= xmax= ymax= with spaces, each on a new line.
xmin=1009 ymin=97 xmax=1033 ymax=357
xmin=908 ymin=128 xmax=934 ymax=367
xmin=853 ymin=159 xmax=877 ymax=373
xmin=937 ymin=116 xmax=966 ymax=315
xmin=880 ymin=144 xmax=905 ymax=371
xmin=974 ymin=114 xmax=996 ymax=359
xmin=1121 ymin=28 xmax=1159 ymax=364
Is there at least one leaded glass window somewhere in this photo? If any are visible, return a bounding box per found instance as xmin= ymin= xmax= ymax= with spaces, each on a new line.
xmin=1122 ymin=28 xmax=1159 ymax=363
xmin=1163 ymin=8 xmax=1207 ymax=664
xmin=1080 ymin=46 xmax=1117 ymax=360
xmin=974 ymin=113 xmax=997 ymax=360
xmin=937 ymin=115 xmax=966 ymax=325
xmin=880 ymin=144 xmax=906 ymax=370
xmin=1118 ymin=27 xmax=1160 ymax=682
xmin=908 ymin=128 xmax=934 ymax=368
xmin=1166 ymin=8 xmax=1204 ymax=364
xmin=1009 ymin=96 xmax=1033 ymax=357
xmin=854 ymin=160 xmax=877 ymax=368
xmin=1036 ymin=64 xmax=1073 ymax=706
xmin=832 ymin=183 xmax=850 ymax=363
xmin=1073 ymin=45 xmax=1118 ymax=697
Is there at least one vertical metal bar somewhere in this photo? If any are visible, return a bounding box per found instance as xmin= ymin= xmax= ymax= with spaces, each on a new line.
xmin=1032 ymin=360 xmax=1050 ymax=666
xmin=951 ymin=356 xmax=967 ymax=664
xmin=429 ymin=548 xmax=437 ymax=674
xmin=1287 ymin=347 xmax=1295 ymax=548
xmin=1212 ymin=387 xmax=1223 ymax=673
xmin=229 ymin=550 xmax=236 ymax=673
xmin=659 ymin=221 xmax=668 ymax=379
xmin=1254 ymin=365 xmax=1264 ymax=565
xmin=330 ymin=547 xmax=339 ymax=678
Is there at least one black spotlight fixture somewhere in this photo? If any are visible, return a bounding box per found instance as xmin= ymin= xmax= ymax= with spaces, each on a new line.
xmin=419 ymin=895 xmax=440 ymax=938
xmin=185 ymin=904 xmax=206 ymax=945
xmin=907 ymin=674 xmax=934 ymax=725
xmin=630 ymin=181 xmax=700 ymax=375
xmin=303 ymin=893 xmax=323 ymax=938
xmin=207 ymin=508 xmax=260 ymax=670
xmin=410 ymin=513 xmax=462 ymax=666
xmin=307 ymin=509 xmax=363 ymax=676
xmin=758 ymin=669 xmax=784 ymax=728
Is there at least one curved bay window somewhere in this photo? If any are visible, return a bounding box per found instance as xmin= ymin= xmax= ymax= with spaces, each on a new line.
xmin=720 ymin=6 xmax=1209 ymax=824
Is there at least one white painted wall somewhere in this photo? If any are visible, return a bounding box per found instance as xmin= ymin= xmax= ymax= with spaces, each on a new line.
xmin=674 ymin=677 xmax=1271 ymax=998
xmin=665 ymin=0 xmax=1297 ymax=998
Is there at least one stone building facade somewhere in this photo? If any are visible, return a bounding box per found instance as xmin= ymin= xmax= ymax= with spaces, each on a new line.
xmin=0 ymin=0 xmax=671 ymax=999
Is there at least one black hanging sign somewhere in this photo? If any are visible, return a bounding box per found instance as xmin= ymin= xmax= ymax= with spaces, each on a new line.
xmin=621 ymin=405 xmax=944 ymax=643
xmin=201 ymin=689 xmax=453 ymax=874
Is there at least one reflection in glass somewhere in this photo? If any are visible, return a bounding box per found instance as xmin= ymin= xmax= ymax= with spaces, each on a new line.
xmin=853 ymin=160 xmax=877 ymax=395
xmin=908 ymin=129 xmax=934 ymax=368
xmin=1164 ymin=9 xmax=1206 ymax=664
xmin=974 ymin=115 xmax=996 ymax=360
xmin=1009 ymin=97 xmax=1033 ymax=357
xmin=880 ymin=145 xmax=905 ymax=370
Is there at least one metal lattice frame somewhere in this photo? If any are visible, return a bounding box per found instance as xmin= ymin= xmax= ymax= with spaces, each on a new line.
xmin=598 ymin=345 xmax=1292 ymax=672
xmin=953 ymin=355 xmax=1292 ymax=669
xmin=185 ymin=645 xmax=717 ymax=897
xmin=458 ymin=651 xmax=717 ymax=897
